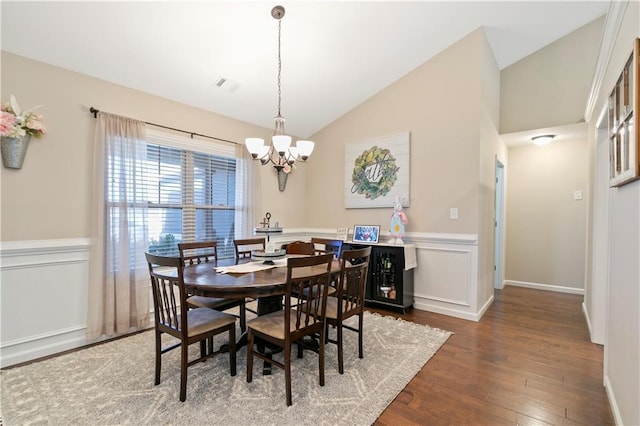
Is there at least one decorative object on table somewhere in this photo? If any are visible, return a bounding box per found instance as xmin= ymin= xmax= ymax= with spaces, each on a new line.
xmin=344 ymin=131 xmax=410 ymax=208
xmin=253 ymin=212 xmax=282 ymax=246
xmin=244 ymin=5 xmax=314 ymax=192
xmin=352 ymin=225 xmax=380 ymax=244
xmin=251 ymin=248 xmax=287 ymax=265
xmin=0 ymin=95 xmax=46 ymax=169
xmin=336 ymin=227 xmax=349 ymax=241
xmin=389 ymin=195 xmax=409 ymax=244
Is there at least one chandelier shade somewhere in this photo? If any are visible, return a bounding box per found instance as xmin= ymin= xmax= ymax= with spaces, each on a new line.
xmin=244 ymin=5 xmax=314 ymax=191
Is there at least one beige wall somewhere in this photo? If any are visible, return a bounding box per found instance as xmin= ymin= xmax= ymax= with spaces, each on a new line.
xmin=584 ymin=2 xmax=639 ymax=424
xmin=500 ymin=16 xmax=605 ymax=134
xmin=0 ymin=52 xmax=307 ymax=242
xmin=306 ymin=29 xmax=495 ymax=236
xmin=304 ymin=28 xmax=506 ymax=312
xmin=478 ymin=31 xmax=508 ymax=303
xmin=505 ymin=138 xmax=587 ymax=288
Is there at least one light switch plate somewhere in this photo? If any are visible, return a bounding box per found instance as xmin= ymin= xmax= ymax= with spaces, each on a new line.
xmin=574 ymin=190 xmax=583 ymax=200
xmin=450 ymin=208 xmax=459 ymax=220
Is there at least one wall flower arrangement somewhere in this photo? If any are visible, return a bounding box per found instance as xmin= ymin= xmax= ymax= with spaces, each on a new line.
xmin=1 ymin=95 xmax=46 ymax=169
xmin=0 ymin=95 xmax=46 ymax=139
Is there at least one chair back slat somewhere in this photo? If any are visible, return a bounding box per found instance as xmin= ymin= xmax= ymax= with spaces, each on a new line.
xmin=234 ymin=238 xmax=266 ymax=263
xmin=145 ymin=252 xmax=187 ymax=335
xmin=311 ymin=237 xmax=344 ymax=258
xmin=285 ymin=254 xmax=333 ymax=336
xmin=338 ymin=247 xmax=372 ymax=315
xmin=178 ymin=241 xmax=218 ymax=266
xmin=283 ymin=241 xmax=315 ymax=255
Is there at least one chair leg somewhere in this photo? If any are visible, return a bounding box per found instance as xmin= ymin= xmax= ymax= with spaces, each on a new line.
xmin=229 ymin=326 xmax=237 ymax=376
xmin=297 ymin=340 xmax=304 ymax=358
xmin=358 ymin=312 xmax=364 ymax=359
xmin=179 ymin=343 xmax=188 ymax=402
xmin=155 ymin=330 xmax=162 ymax=385
xmin=239 ymin=300 xmax=247 ymax=332
xmin=319 ymin=326 xmax=326 ymax=386
xmin=337 ymin=322 xmax=344 ymax=375
xmin=246 ymin=330 xmax=254 ymax=383
xmin=200 ymin=340 xmax=207 ymax=357
xmin=285 ymin=343 xmax=292 ymax=406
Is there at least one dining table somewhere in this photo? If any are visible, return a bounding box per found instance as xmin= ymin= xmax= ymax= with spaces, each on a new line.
xmin=182 ymin=255 xmax=342 ymax=374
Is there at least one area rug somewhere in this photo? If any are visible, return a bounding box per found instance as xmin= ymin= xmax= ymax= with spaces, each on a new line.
xmin=0 ymin=312 xmax=451 ymax=425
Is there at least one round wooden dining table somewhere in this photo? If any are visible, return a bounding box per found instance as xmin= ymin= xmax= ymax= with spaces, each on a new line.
xmin=182 ymin=257 xmax=341 ymax=301
xmin=182 ymin=256 xmax=341 ymax=374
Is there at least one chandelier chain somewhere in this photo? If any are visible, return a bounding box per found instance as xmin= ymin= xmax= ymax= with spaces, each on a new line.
xmin=277 ymin=19 xmax=282 ymax=117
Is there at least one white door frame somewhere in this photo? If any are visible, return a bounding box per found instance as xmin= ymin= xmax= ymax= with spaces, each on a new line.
xmin=588 ymin=105 xmax=610 ymax=345
xmin=494 ymin=158 xmax=506 ymax=289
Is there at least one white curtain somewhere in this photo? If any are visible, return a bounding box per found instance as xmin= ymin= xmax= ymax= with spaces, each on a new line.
xmin=87 ymin=113 xmax=150 ymax=339
xmin=235 ymin=145 xmax=262 ymax=238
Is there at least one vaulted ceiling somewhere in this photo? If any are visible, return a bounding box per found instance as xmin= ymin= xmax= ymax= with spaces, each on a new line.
xmin=1 ymin=1 xmax=609 ymax=138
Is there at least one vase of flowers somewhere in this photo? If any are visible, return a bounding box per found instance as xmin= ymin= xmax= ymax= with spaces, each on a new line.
xmin=0 ymin=95 xmax=46 ymax=169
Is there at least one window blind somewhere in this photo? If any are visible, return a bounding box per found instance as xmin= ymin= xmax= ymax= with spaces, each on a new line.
xmin=142 ymin=131 xmax=239 ymax=259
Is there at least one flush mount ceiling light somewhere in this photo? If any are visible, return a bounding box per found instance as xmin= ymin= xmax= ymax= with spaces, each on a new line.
xmin=244 ymin=5 xmax=314 ymax=192
xmin=531 ymin=134 xmax=555 ymax=146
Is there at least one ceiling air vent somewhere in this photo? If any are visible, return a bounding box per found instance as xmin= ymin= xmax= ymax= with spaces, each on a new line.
xmin=213 ymin=76 xmax=240 ymax=93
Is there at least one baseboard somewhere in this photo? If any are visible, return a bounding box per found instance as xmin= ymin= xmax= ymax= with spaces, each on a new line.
xmin=582 ymin=302 xmax=594 ymax=338
xmin=414 ymin=294 xmax=493 ymax=322
xmin=603 ymin=374 xmax=624 ymax=425
xmin=504 ymin=280 xmax=584 ymax=295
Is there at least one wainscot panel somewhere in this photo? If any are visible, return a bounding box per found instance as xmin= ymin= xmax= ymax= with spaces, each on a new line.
xmin=290 ymin=230 xmax=483 ymax=321
xmin=0 ymin=239 xmax=94 ymax=368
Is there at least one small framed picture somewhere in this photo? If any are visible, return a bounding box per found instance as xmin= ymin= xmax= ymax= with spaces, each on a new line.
xmin=352 ymin=225 xmax=380 ymax=243
xmin=336 ymin=227 xmax=349 ymax=241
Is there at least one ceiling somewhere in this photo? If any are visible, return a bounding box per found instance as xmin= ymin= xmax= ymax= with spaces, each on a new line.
xmin=1 ymin=1 xmax=609 ymax=140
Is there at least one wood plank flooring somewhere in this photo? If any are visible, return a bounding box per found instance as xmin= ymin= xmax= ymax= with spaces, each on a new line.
xmin=369 ymin=286 xmax=613 ymax=425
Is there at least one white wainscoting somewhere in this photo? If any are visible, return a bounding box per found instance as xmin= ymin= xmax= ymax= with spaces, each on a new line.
xmin=281 ymin=230 xmax=483 ymax=321
xmin=409 ymin=233 xmax=482 ymax=321
xmin=0 ymin=239 xmax=94 ymax=368
xmin=0 ymin=231 xmax=483 ymax=367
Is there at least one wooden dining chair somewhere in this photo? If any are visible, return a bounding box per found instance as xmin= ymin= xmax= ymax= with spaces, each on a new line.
xmin=311 ymin=237 xmax=344 ymax=258
xmin=178 ymin=241 xmax=248 ymax=332
xmin=325 ymin=246 xmax=372 ymax=374
xmin=283 ymin=240 xmax=315 ymax=255
xmin=145 ymin=252 xmax=237 ymax=402
xmin=234 ymin=237 xmax=266 ymax=264
xmin=233 ymin=237 xmax=266 ymax=316
xmin=246 ymin=253 xmax=334 ymax=406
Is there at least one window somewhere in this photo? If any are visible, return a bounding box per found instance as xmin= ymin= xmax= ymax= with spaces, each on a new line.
xmin=142 ymin=130 xmax=238 ymax=259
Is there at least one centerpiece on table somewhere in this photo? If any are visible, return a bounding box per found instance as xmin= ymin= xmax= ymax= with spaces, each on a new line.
xmin=0 ymin=95 xmax=46 ymax=169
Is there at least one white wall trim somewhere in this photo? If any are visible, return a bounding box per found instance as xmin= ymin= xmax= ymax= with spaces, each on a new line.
xmin=0 ymin=238 xmax=91 ymax=256
xmin=604 ymin=374 xmax=624 ymax=426
xmin=504 ymin=280 xmax=584 ymax=295
xmin=584 ymin=0 xmax=628 ymax=121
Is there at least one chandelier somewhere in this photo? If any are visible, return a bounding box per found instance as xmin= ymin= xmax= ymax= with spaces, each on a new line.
xmin=245 ymin=5 xmax=314 ymax=191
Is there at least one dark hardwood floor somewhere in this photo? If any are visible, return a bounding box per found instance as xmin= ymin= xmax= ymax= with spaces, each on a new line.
xmin=369 ymin=286 xmax=614 ymax=425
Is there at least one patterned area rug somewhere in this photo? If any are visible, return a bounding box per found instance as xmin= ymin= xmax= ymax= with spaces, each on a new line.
xmin=1 ymin=312 xmax=451 ymax=425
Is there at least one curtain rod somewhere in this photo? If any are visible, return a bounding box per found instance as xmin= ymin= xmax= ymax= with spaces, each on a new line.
xmin=89 ymin=107 xmax=239 ymax=146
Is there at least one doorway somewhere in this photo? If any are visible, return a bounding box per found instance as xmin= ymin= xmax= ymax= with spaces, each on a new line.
xmin=494 ymin=159 xmax=505 ymax=289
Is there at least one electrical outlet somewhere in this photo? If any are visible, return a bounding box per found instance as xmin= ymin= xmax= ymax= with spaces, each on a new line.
xmin=450 ymin=208 xmax=459 ymax=220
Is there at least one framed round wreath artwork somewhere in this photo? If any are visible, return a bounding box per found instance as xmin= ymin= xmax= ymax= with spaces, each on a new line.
xmin=351 ymin=146 xmax=399 ymax=200
xmin=344 ymin=132 xmax=410 ymax=209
